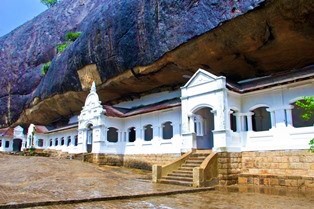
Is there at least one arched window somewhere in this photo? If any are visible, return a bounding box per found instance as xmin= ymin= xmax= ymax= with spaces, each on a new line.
xmin=107 ymin=127 xmax=118 ymax=143
xmin=37 ymin=139 xmax=44 ymax=147
xmin=74 ymin=135 xmax=78 ymax=146
xmin=5 ymin=141 xmax=10 ymax=148
xmin=230 ymin=110 xmax=237 ymax=132
xmin=67 ymin=136 xmax=71 ymax=146
xmin=49 ymin=139 xmax=52 ymax=147
xmin=55 ymin=138 xmax=58 ymax=146
xmin=144 ymin=124 xmax=153 ymax=141
xmin=61 ymin=137 xmax=65 ymax=146
xmin=291 ymin=99 xmax=314 ymax=128
xmin=0 ymin=140 xmax=2 ymax=147
xmin=252 ymin=107 xmax=271 ymax=131
xmin=162 ymin=121 xmax=173 ymax=140
xmin=128 ymin=127 xmax=136 ymax=142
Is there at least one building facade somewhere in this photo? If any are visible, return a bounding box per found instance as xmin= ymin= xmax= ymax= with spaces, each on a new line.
xmin=1 ymin=69 xmax=313 ymax=155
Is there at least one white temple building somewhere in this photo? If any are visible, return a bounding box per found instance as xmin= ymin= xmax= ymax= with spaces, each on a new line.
xmin=1 ymin=69 xmax=313 ymax=155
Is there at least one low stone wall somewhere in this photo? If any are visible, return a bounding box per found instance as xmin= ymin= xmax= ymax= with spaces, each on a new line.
xmin=242 ymin=150 xmax=314 ymax=176
xmin=217 ymin=152 xmax=242 ymax=186
xmin=239 ymin=150 xmax=314 ymax=190
xmin=238 ymin=174 xmax=314 ymax=190
xmin=89 ymin=153 xmax=181 ymax=170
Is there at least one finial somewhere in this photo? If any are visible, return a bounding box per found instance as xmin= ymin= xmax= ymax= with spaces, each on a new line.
xmin=90 ymin=81 xmax=96 ymax=93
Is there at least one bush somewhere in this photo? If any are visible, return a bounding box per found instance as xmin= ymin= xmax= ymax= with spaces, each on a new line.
xmin=56 ymin=42 xmax=69 ymax=54
xmin=41 ymin=61 xmax=51 ymax=75
xmin=40 ymin=0 xmax=59 ymax=8
xmin=65 ymin=32 xmax=82 ymax=42
xmin=55 ymin=31 xmax=81 ymax=54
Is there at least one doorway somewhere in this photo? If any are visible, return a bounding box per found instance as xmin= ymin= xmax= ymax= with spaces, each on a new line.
xmin=193 ymin=107 xmax=214 ymax=149
xmin=13 ymin=138 xmax=23 ymax=152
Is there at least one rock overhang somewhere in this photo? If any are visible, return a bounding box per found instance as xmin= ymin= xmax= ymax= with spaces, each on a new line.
xmin=0 ymin=0 xmax=313 ymax=127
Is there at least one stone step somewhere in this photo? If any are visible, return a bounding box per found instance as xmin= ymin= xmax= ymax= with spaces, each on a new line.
xmin=178 ymin=167 xmax=194 ymax=171
xmin=164 ymin=176 xmax=193 ymax=182
xmin=159 ymin=179 xmax=193 ymax=187
xmin=181 ymin=163 xmax=200 ymax=168
xmin=185 ymin=159 xmax=204 ymax=164
xmin=172 ymin=170 xmax=193 ymax=176
xmin=168 ymin=172 xmax=193 ymax=178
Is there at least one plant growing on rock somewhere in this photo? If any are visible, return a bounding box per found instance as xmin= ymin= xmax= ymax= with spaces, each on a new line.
xmin=41 ymin=61 xmax=51 ymax=75
xmin=56 ymin=31 xmax=81 ymax=54
xmin=40 ymin=0 xmax=59 ymax=8
xmin=296 ymin=96 xmax=314 ymax=153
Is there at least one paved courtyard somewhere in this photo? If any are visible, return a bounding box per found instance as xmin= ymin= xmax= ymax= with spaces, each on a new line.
xmin=0 ymin=153 xmax=313 ymax=209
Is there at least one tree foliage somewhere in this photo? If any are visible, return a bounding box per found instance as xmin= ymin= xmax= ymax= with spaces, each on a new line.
xmin=296 ymin=96 xmax=314 ymax=121
xmin=296 ymin=96 xmax=314 ymax=153
xmin=65 ymin=32 xmax=82 ymax=42
xmin=40 ymin=0 xmax=59 ymax=8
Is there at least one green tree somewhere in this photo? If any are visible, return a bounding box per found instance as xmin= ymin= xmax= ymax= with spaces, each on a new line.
xmin=40 ymin=0 xmax=59 ymax=8
xmin=296 ymin=96 xmax=314 ymax=152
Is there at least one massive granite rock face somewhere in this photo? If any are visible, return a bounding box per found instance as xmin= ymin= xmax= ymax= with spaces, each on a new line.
xmin=0 ymin=0 xmax=313 ymax=127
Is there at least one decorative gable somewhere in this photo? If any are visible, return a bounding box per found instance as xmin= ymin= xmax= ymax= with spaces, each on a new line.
xmin=183 ymin=69 xmax=218 ymax=88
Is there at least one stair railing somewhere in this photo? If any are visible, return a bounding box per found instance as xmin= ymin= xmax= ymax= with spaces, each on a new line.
xmin=193 ymin=152 xmax=218 ymax=187
xmin=152 ymin=150 xmax=195 ymax=183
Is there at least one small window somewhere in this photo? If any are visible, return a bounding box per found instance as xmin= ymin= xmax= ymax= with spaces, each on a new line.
xmin=128 ymin=127 xmax=136 ymax=142
xmin=230 ymin=110 xmax=237 ymax=132
xmin=252 ymin=107 xmax=271 ymax=132
xmin=55 ymin=138 xmax=58 ymax=146
xmin=107 ymin=127 xmax=118 ymax=143
xmin=144 ymin=125 xmax=153 ymax=141
xmin=49 ymin=139 xmax=52 ymax=147
xmin=67 ymin=136 xmax=71 ymax=146
xmin=0 ymin=140 xmax=2 ymax=147
xmin=162 ymin=121 xmax=173 ymax=140
xmin=38 ymin=139 xmax=44 ymax=147
xmin=74 ymin=135 xmax=78 ymax=146
xmin=61 ymin=137 xmax=65 ymax=146
xmin=5 ymin=141 xmax=10 ymax=148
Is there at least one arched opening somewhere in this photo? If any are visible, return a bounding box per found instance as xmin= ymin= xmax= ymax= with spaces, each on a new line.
xmin=107 ymin=127 xmax=118 ymax=143
xmin=230 ymin=110 xmax=237 ymax=132
xmin=61 ymin=137 xmax=65 ymax=146
xmin=291 ymin=99 xmax=314 ymax=128
xmin=54 ymin=138 xmax=58 ymax=146
xmin=37 ymin=139 xmax=44 ymax=147
xmin=252 ymin=107 xmax=271 ymax=131
xmin=49 ymin=139 xmax=52 ymax=147
xmin=0 ymin=140 xmax=2 ymax=147
xmin=193 ymin=107 xmax=214 ymax=149
xmin=144 ymin=124 xmax=153 ymax=141
xmin=128 ymin=127 xmax=136 ymax=142
xmin=67 ymin=136 xmax=71 ymax=146
xmin=75 ymin=135 xmax=78 ymax=146
xmin=86 ymin=124 xmax=93 ymax=153
xmin=162 ymin=121 xmax=173 ymax=140
xmin=13 ymin=138 xmax=22 ymax=152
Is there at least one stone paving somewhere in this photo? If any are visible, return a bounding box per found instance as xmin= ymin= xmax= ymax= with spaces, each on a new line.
xmin=1 ymin=153 xmax=313 ymax=209
xmin=28 ymin=190 xmax=314 ymax=209
xmin=0 ymin=153 xmax=194 ymax=207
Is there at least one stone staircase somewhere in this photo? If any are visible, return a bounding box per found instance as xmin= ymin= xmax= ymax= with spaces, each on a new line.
xmin=159 ymin=151 xmax=210 ymax=186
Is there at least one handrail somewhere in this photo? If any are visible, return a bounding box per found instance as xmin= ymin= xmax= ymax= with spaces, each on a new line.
xmin=193 ymin=152 xmax=218 ymax=187
xmin=152 ymin=150 xmax=195 ymax=182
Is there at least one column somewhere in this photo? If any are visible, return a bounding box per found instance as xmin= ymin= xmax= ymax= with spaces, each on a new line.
xmin=285 ymin=106 xmax=294 ymax=127
xmin=234 ymin=113 xmax=242 ymax=132
xmin=246 ymin=112 xmax=254 ymax=131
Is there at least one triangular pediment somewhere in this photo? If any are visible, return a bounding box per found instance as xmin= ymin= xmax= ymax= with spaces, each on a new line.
xmin=183 ymin=69 xmax=218 ymax=88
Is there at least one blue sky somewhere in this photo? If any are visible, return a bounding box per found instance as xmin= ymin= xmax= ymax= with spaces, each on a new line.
xmin=0 ymin=0 xmax=47 ymax=37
